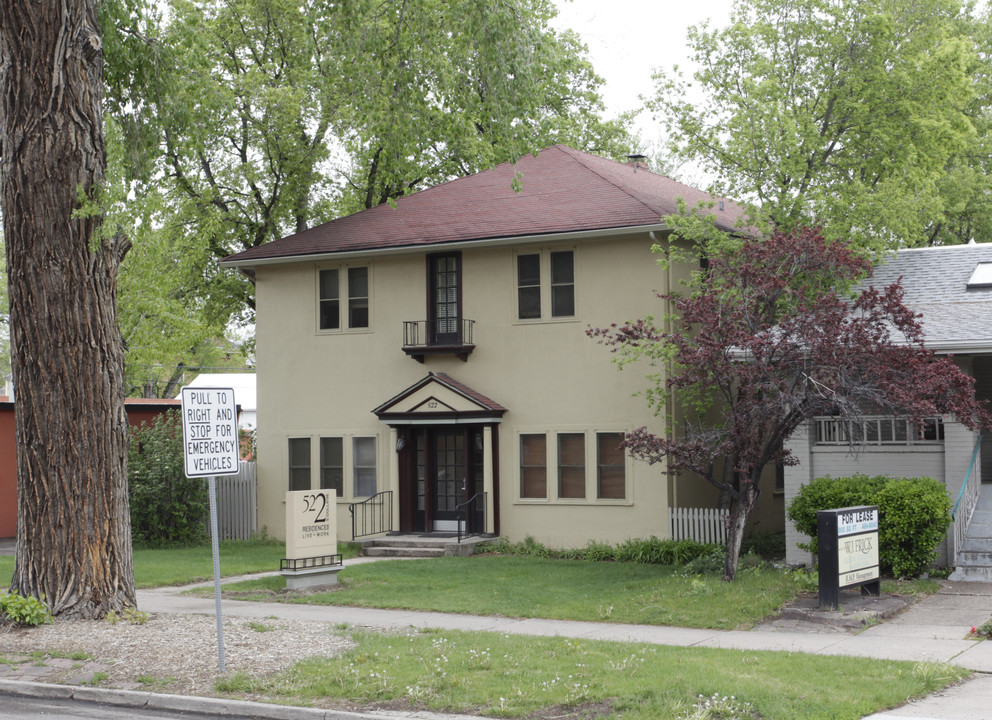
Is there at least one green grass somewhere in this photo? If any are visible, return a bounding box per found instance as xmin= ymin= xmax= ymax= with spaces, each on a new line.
xmin=216 ymin=627 xmax=967 ymax=720
xmin=209 ymin=555 xmax=806 ymax=630
xmin=1 ymin=538 xmax=361 ymax=589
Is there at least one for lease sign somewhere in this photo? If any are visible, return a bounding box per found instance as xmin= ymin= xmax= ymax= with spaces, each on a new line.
xmin=181 ymin=387 xmax=240 ymax=478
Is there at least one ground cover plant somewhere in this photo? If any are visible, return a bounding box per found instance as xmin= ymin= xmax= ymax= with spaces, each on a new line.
xmin=215 ymin=627 xmax=966 ymax=719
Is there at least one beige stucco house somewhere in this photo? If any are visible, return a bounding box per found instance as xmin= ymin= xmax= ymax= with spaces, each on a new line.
xmin=221 ymin=145 xmax=761 ymax=547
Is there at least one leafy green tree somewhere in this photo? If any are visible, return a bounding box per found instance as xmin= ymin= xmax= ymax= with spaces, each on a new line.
xmin=650 ymin=0 xmax=985 ymax=249
xmin=125 ymin=0 xmax=631 ymax=329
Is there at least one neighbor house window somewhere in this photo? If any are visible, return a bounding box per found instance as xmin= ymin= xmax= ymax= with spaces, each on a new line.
xmin=318 ymin=267 xmax=370 ymax=331
xmin=353 ymin=437 xmax=377 ymax=497
xmin=288 ymin=437 xmax=311 ymax=491
xmin=520 ymin=434 xmax=547 ymax=498
xmin=596 ymin=432 xmax=625 ymax=499
xmin=320 ymin=437 xmax=343 ymax=496
xmin=515 ymin=249 xmax=575 ymax=320
xmin=558 ymin=433 xmax=585 ymax=498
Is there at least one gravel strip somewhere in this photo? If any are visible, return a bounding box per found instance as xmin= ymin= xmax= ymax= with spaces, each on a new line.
xmin=0 ymin=612 xmax=353 ymax=695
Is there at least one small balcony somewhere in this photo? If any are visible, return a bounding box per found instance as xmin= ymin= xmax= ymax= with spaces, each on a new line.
xmin=402 ymin=319 xmax=475 ymax=362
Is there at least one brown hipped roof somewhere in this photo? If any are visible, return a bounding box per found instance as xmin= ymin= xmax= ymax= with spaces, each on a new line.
xmin=222 ymin=145 xmax=746 ymax=265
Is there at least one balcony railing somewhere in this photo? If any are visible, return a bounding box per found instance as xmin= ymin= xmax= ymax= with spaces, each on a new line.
xmin=402 ymin=319 xmax=475 ymax=362
xmin=813 ymin=415 xmax=944 ymax=446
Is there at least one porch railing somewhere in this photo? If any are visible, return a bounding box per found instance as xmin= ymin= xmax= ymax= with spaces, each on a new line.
xmin=455 ymin=491 xmax=487 ymax=543
xmin=952 ymin=435 xmax=983 ymax=560
xmin=349 ymin=491 xmax=393 ymax=540
xmin=813 ymin=415 xmax=944 ymax=446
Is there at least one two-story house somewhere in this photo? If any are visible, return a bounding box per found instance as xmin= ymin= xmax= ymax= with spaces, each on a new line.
xmin=221 ymin=145 xmax=760 ymax=547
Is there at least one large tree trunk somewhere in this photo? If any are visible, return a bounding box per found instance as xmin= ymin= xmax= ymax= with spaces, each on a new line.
xmin=1 ymin=1 xmax=135 ymax=617
xmin=723 ymin=478 xmax=760 ymax=582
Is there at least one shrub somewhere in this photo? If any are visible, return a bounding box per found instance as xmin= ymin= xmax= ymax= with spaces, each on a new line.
xmin=787 ymin=475 xmax=951 ymax=577
xmin=0 ymin=589 xmax=52 ymax=626
xmin=128 ymin=410 xmax=209 ymax=546
xmin=478 ymin=535 xmax=720 ymax=566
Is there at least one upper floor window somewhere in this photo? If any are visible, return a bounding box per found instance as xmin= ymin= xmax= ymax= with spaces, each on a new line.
xmin=318 ymin=266 xmax=370 ymax=331
xmin=515 ymin=249 xmax=575 ymax=321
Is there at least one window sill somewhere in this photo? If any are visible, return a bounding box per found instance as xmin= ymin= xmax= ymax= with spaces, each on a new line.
xmin=513 ymin=316 xmax=580 ymax=326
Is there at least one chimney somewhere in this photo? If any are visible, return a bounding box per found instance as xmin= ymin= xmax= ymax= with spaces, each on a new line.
xmin=626 ymin=153 xmax=649 ymax=173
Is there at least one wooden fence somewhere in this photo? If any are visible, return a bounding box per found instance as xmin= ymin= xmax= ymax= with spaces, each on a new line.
xmin=208 ymin=461 xmax=257 ymax=541
xmin=669 ymin=507 xmax=729 ymax=544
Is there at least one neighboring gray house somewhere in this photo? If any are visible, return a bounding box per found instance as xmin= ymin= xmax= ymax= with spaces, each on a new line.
xmin=784 ymin=243 xmax=992 ymax=578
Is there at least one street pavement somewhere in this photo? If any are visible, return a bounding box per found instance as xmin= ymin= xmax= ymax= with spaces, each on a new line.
xmin=2 ymin=550 xmax=992 ymax=718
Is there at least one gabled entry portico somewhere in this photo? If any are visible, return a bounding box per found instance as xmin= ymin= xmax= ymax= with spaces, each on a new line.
xmin=373 ymin=373 xmax=505 ymax=535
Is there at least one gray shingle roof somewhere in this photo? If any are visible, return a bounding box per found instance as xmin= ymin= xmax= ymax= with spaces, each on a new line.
xmin=868 ymin=244 xmax=992 ymax=352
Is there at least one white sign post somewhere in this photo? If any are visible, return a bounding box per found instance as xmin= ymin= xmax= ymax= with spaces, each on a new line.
xmin=181 ymin=387 xmax=240 ymax=673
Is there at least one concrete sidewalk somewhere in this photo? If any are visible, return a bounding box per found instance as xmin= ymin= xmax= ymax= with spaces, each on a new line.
xmin=132 ymin=571 xmax=992 ymax=720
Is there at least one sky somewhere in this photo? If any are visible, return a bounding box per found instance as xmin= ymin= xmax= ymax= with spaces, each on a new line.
xmin=550 ymin=0 xmax=737 ymax=157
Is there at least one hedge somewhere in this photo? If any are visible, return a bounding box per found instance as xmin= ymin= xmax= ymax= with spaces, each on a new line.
xmin=787 ymin=474 xmax=951 ymax=578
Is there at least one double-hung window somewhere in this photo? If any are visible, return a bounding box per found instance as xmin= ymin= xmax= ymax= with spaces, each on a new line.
xmin=320 ymin=437 xmax=343 ymax=496
xmin=288 ymin=438 xmax=311 ymax=491
xmin=353 ymin=437 xmax=377 ymax=497
xmin=318 ymin=266 xmax=370 ymax=331
xmin=519 ymin=430 xmax=627 ymax=502
xmin=515 ymin=250 xmax=574 ymax=320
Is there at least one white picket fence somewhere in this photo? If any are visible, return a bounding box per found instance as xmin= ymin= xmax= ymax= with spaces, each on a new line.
xmin=669 ymin=507 xmax=729 ymax=544
xmin=208 ymin=461 xmax=257 ymax=541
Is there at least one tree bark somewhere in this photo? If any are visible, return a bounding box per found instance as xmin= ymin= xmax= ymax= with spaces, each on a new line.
xmin=1 ymin=1 xmax=135 ymax=617
xmin=723 ymin=479 xmax=760 ymax=582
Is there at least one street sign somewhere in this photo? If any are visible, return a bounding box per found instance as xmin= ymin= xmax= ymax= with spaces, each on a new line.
xmin=180 ymin=387 xmax=239 ymax=478
xmin=179 ymin=385 xmax=240 ymax=672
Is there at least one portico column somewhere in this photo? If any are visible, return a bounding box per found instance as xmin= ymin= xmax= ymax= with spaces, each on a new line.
xmin=389 ymin=427 xmax=400 ymax=531
xmin=484 ymin=425 xmax=494 ymax=534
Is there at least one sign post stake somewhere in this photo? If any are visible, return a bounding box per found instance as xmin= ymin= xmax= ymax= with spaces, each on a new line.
xmin=207 ymin=475 xmax=225 ymax=672
xmin=180 ymin=386 xmax=240 ymax=674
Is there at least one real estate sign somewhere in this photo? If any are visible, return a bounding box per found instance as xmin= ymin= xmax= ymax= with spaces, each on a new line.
xmin=180 ymin=387 xmax=239 ymax=478
xmin=817 ymin=506 xmax=880 ymax=609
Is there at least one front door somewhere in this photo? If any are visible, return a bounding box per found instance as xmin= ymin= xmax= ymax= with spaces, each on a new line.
xmin=400 ymin=426 xmax=481 ymax=533
xmin=432 ymin=430 xmax=465 ymax=530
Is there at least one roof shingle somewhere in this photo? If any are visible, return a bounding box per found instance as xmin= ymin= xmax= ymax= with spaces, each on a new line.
xmin=222 ymin=145 xmax=745 ymax=265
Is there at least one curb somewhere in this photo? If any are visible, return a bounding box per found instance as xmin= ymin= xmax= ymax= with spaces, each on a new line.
xmin=0 ymin=678 xmax=485 ymax=720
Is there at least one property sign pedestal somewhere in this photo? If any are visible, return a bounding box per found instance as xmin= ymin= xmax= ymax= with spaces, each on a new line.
xmin=817 ymin=506 xmax=881 ymax=610
xmin=281 ymin=490 xmax=343 ymax=590
xmin=181 ymin=387 xmax=240 ymax=673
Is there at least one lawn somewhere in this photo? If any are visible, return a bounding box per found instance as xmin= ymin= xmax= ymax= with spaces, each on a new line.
xmin=212 ymin=554 xmax=805 ymax=629
xmin=217 ymin=626 xmax=967 ymax=720
xmin=1 ymin=538 xmax=361 ymax=589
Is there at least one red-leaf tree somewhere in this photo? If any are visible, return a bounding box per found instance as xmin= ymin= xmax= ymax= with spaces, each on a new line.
xmin=591 ymin=227 xmax=991 ymax=580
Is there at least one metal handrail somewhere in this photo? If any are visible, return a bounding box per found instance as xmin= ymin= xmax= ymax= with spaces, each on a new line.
xmin=402 ymin=319 xmax=475 ymax=348
xmin=953 ymin=435 xmax=983 ymax=519
xmin=349 ymin=491 xmax=393 ymax=540
xmin=455 ymin=491 xmax=487 ymax=543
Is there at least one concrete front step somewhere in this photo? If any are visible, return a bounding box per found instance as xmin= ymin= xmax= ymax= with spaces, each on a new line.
xmin=358 ymin=534 xmax=491 ymax=558
xmin=956 ymin=550 xmax=992 ymax=566
xmin=363 ymin=546 xmax=447 ymax=558
xmin=949 ymin=565 xmax=992 ymax=582
xmin=961 ymin=537 xmax=992 ymax=552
